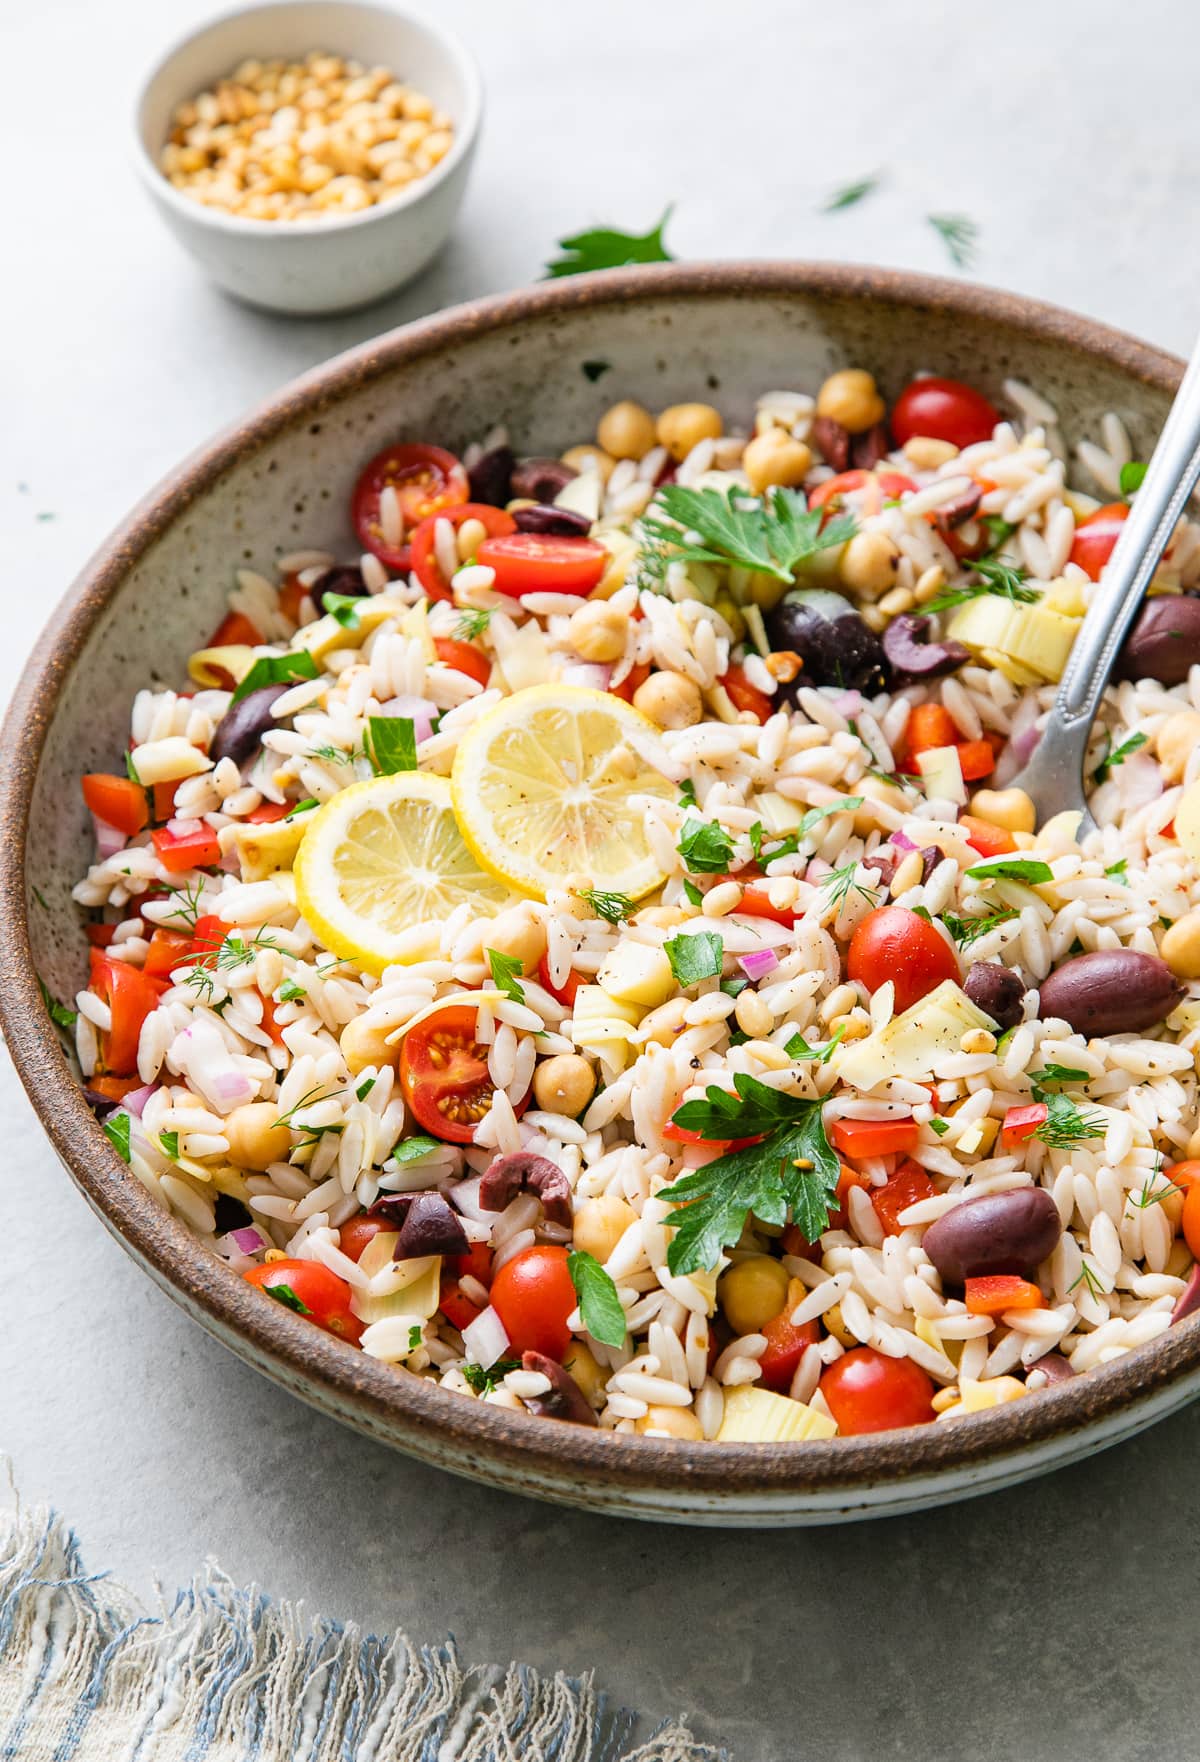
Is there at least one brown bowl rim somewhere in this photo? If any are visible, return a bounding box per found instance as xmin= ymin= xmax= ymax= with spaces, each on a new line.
xmin=3 ymin=259 xmax=1195 ymax=1502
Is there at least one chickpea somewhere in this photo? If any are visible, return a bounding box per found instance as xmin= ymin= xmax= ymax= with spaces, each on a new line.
xmin=734 ymin=988 xmax=772 ymax=1038
xmin=486 ymin=906 xmax=546 ymax=973
xmin=223 ymin=1101 xmax=292 ymax=1171
xmin=568 ymin=599 xmax=628 ymax=663
xmin=839 ymin=530 xmax=901 ymax=598
xmin=742 ymin=431 xmax=813 ymax=495
xmin=561 ymin=443 xmax=615 ymax=485
xmin=636 ymin=1405 xmax=704 ymax=1440
xmin=851 ymin=775 xmax=909 ymax=834
xmin=633 ymin=669 xmax=703 ymax=729
xmin=903 ymin=436 xmax=959 ymax=470
xmin=562 ymin=1341 xmax=607 ymax=1407
xmin=1162 ymin=911 xmax=1200 ymax=979
xmin=572 ymin=1194 xmax=636 ymax=1264
xmin=1154 ymin=709 xmax=1200 ymax=783
xmin=339 ymin=1016 xmax=399 ymax=1075
xmin=533 ymin=1053 xmax=596 ymax=1116
xmin=597 ymin=400 xmax=656 ymax=461
xmin=718 ymin=1254 xmax=790 ymax=1336
xmin=816 ymin=369 xmax=886 ymax=435
xmin=656 ymin=402 xmax=723 ymax=462
xmin=823 ymin=1302 xmax=856 ymax=1348
xmin=968 ymin=786 xmax=1037 ymax=836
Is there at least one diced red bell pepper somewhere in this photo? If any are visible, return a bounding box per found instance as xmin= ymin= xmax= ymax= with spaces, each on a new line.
xmin=81 ymin=774 xmax=148 ymax=838
xmin=758 ymin=1284 xmax=819 ymax=1392
xmin=85 ymin=923 xmax=117 ymax=948
xmin=143 ymin=927 xmax=195 ymax=978
xmin=872 ymin=1159 xmax=937 ymax=1236
xmin=955 ymin=739 xmax=996 ymax=782
xmin=965 ymin=1274 xmax=1044 ymax=1316
xmin=151 ymin=780 xmax=181 ymax=824
xmin=737 ymin=883 xmax=800 ymax=927
xmin=278 ymin=574 xmax=307 ymax=625
xmin=88 ymin=951 xmax=166 ymax=1074
xmin=208 ymin=609 xmax=263 ymax=648
xmin=152 ymin=823 xmax=222 ymax=874
xmin=830 ymin=1117 xmax=921 ymax=1161
xmin=720 ymin=664 xmax=773 ymax=724
xmin=87 ymin=1073 xmax=145 ymax=1101
xmin=1002 ymin=1102 xmax=1047 ymax=1146
xmin=824 ymin=1162 xmax=873 ymax=1233
xmin=191 ymin=915 xmax=233 ymax=960
xmin=610 ymin=661 xmax=651 ymax=704
xmin=959 ymin=815 xmax=1018 ymax=859
xmin=259 ymin=991 xmax=288 ymax=1046
xmin=537 ymin=951 xmax=581 ymax=1007
xmin=247 ymin=801 xmax=292 ymax=824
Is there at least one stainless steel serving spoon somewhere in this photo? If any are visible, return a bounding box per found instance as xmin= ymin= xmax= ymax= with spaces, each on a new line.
xmin=1008 ymin=338 xmax=1200 ymax=835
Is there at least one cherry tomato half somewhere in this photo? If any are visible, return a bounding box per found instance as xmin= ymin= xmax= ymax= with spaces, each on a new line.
xmin=1068 ymin=501 xmax=1129 ymax=582
xmin=890 ymin=377 xmax=1001 ymax=451
xmin=244 ymin=1258 xmax=363 ymax=1343
xmin=439 ymin=1239 xmax=494 ymax=1331
xmin=475 ymin=533 xmax=607 ymax=599
xmin=847 ymin=905 xmax=960 ymax=1014
xmin=489 ymin=1244 xmax=576 ymax=1360
xmin=736 ymin=883 xmax=800 ymax=928
xmin=537 ymin=952 xmax=581 ymax=1007
xmin=88 ymin=951 xmax=166 ymax=1075
xmin=758 ymin=1295 xmax=818 ymax=1393
xmin=399 ymin=1003 xmax=528 ymax=1144
xmin=82 ymin=774 xmax=148 ymax=838
xmin=411 ymin=502 xmax=516 ymax=601
xmin=720 ymin=665 xmax=773 ymax=723
xmin=352 ymin=442 xmax=468 ymax=571
xmin=208 ymin=609 xmax=263 ymax=649
xmin=1182 ymin=1182 xmax=1200 ymax=1264
xmin=337 ymin=1215 xmax=393 ymax=1263
xmin=434 ymin=636 xmax=491 ymax=688
xmin=871 ymin=1159 xmax=937 ymax=1236
xmin=818 ymin=1346 xmax=936 ymax=1435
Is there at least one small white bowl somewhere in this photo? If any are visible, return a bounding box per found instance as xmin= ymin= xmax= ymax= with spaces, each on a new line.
xmin=133 ymin=0 xmax=482 ymax=315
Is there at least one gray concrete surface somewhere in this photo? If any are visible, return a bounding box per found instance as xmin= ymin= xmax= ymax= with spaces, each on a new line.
xmin=6 ymin=1 xmax=1200 ymax=1755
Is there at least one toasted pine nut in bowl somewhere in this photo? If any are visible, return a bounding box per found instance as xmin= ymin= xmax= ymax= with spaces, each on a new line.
xmin=133 ymin=0 xmax=482 ymax=315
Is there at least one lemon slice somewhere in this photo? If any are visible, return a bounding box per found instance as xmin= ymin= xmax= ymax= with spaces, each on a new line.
xmin=294 ymin=772 xmax=510 ymax=972
xmin=450 ymin=684 xmax=673 ymax=901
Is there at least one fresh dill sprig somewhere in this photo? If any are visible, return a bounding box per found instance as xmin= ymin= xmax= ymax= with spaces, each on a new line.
xmin=159 ymin=879 xmax=206 ymax=930
xmin=821 ymin=172 xmax=880 ymax=213
xmin=580 ymin=888 xmax=633 ymax=924
xmin=928 ymin=212 xmax=979 ymax=269
xmin=308 ymin=741 xmax=366 ymax=766
xmin=454 ymin=607 xmax=492 ymax=642
xmin=1068 ymin=1258 xmax=1109 ymax=1300
xmin=822 ymin=862 xmax=880 ymax=913
xmin=924 ymin=558 xmax=1038 ymax=615
xmin=1034 ymin=1091 xmax=1106 ymax=1150
xmin=942 ymin=904 xmax=1020 ymax=947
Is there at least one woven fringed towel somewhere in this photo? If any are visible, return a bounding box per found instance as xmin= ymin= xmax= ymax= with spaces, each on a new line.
xmin=0 ymin=1498 xmax=724 ymax=1761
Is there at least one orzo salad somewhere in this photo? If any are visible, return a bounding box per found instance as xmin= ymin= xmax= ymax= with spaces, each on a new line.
xmin=61 ymin=364 xmax=1200 ymax=1442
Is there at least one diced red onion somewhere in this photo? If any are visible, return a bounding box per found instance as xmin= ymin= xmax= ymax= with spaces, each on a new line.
xmin=738 ymin=948 xmax=779 ymax=981
xmin=211 ymin=1069 xmax=257 ymax=1108
xmin=560 ymin=662 xmax=612 ymax=691
xmin=231 ymin=1225 xmax=264 ymax=1254
xmin=805 ymin=856 xmax=833 ymax=883
xmin=890 ymin=829 xmax=918 ymax=851
xmin=123 ymin=1083 xmax=157 ymax=1118
xmin=166 ymin=816 xmax=206 ymax=839
xmin=447 ymin=1174 xmax=489 ymax=1223
xmin=462 ymin=1304 xmax=510 ymax=1369
xmin=1116 ymin=749 xmax=1163 ymax=812
xmin=377 ymin=696 xmax=438 ymax=744
xmin=92 ymin=815 xmax=125 ymax=861
xmin=834 ymin=690 xmax=864 ymax=717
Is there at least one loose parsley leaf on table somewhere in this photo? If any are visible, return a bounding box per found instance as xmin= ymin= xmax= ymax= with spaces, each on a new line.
xmin=660 ymin=1075 xmax=840 ymax=1273
xmin=928 ymin=212 xmax=979 ymax=269
xmin=366 ymin=715 xmax=418 ymax=775
xmin=1092 ymin=730 xmax=1148 ymax=784
xmin=641 ymin=484 xmax=856 ymax=585
xmin=567 ymin=1250 xmax=627 ymax=1348
xmin=663 ymin=929 xmax=724 ymax=987
xmin=487 ymin=947 xmax=526 ymax=1005
xmin=37 ymin=975 xmax=77 ymax=1031
xmin=231 ymin=651 xmax=319 ymax=706
xmin=582 ymin=360 xmax=612 ymax=382
xmin=545 ymin=207 xmax=674 ymax=278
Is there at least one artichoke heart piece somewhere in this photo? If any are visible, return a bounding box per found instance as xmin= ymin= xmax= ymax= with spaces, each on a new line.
xmin=947 ymin=592 xmax=1080 ymax=684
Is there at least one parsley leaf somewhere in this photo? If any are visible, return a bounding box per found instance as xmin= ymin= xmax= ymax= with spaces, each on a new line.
xmin=159 ymin=1130 xmax=180 ymax=1159
xmin=929 ymin=1117 xmax=950 ymax=1136
xmin=102 ymin=1113 xmax=131 ymax=1163
xmin=1092 ymin=730 xmax=1148 ymax=784
xmin=231 ymin=651 xmax=319 ymax=705
xmin=924 ymin=557 xmax=1038 ymax=615
xmin=460 ymin=1357 xmax=521 ymax=1394
xmin=567 ymin=1250 xmax=627 ymax=1347
xmin=663 ymin=928 xmax=724 ymax=987
xmin=678 ymin=780 xmax=697 ymax=809
xmin=366 ymin=715 xmax=418 ymax=774
xmin=1120 ymin=460 xmax=1148 ymax=497
xmin=545 ymin=206 xmax=674 ymax=278
xmin=927 ymin=212 xmax=979 ymax=269
xmin=1105 ymin=859 xmax=1129 ymax=881
xmin=784 ymin=1025 xmax=844 ymax=1063
xmin=678 ymin=817 xmax=735 ymax=875
xmin=356 ymin=1075 xmax=376 ymax=1100
xmin=1029 ymin=1065 xmax=1089 ymax=1090
xmin=641 ymin=484 xmax=856 ymax=585
xmin=408 ymin=1324 xmax=424 ymax=1351
xmin=322 ymin=590 xmax=362 ymax=628
xmin=124 ymin=750 xmax=143 ymax=786
xmin=682 ymin=878 xmax=704 ymax=908
xmin=266 ymin=1282 xmax=312 ymax=1316
xmin=487 ymin=948 xmax=526 ymax=1004
xmin=580 ymin=888 xmax=633 ymax=924
xmin=822 ymin=172 xmax=880 ymax=212
xmin=37 ymin=975 xmax=77 ymax=1031
xmin=277 ymin=977 xmax=306 ymax=1002
xmin=965 ymin=856 xmax=1053 ymax=885
xmin=391 ymin=1134 xmax=449 ymax=1164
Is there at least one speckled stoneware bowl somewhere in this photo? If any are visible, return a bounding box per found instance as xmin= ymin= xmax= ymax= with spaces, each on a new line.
xmin=4 ymin=264 xmax=1197 ymax=1525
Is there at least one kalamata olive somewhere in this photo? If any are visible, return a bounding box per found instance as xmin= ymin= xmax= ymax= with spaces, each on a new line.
xmin=210 ymin=683 xmax=289 ymax=768
xmin=964 ymin=961 xmax=1026 ymax=1030
xmin=466 ymin=445 xmax=514 ymax=506
xmin=862 ymin=849 xmax=899 ymax=887
xmin=511 ymin=458 xmax=578 ymax=504
xmin=933 ymin=481 xmax=983 ymax=531
xmin=83 ymin=1087 xmax=119 ymax=1120
xmin=1032 ymin=1351 xmax=1077 ymax=1385
xmin=478 ymin=1151 xmax=573 ymax=1227
xmin=1172 ymin=1262 xmax=1200 ymax=1323
xmin=922 ymin=1187 xmax=1063 ymax=1285
xmin=512 ymin=504 xmax=592 ymax=537
xmin=881 ymin=613 xmax=969 ymax=683
xmin=312 ymin=563 xmax=367 ymax=600
xmin=850 ymin=422 xmax=891 ymax=471
xmin=370 ymin=1191 xmax=468 ymax=1260
xmin=1037 ymin=949 xmax=1183 ymax=1036
xmin=1116 ymin=594 xmax=1200 ymax=686
xmin=811 ymin=416 xmax=850 ymax=472
xmin=764 ymin=589 xmax=889 ymax=694
xmin=520 ymin=1351 xmax=598 ymax=1426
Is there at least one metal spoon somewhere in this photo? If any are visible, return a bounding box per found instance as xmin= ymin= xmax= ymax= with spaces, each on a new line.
xmin=1008 ymin=338 xmax=1200 ymax=835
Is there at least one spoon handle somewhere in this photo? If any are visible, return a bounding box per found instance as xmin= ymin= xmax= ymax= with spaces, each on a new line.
xmin=1012 ymin=337 xmax=1200 ymax=829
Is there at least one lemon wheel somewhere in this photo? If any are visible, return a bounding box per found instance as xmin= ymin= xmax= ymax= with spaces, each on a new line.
xmin=294 ymin=772 xmax=510 ymax=972
xmin=450 ymin=684 xmax=673 ymax=901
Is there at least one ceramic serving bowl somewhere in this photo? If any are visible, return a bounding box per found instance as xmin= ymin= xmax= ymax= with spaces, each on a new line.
xmin=4 ymin=263 xmax=1197 ymax=1526
xmin=133 ymin=0 xmax=482 ymax=315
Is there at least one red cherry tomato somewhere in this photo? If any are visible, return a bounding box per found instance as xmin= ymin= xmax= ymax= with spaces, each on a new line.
xmin=434 ymin=636 xmax=491 ymax=687
xmin=399 ymin=1003 xmax=528 ymax=1144
xmin=337 ymin=1215 xmax=392 ymax=1263
xmin=720 ymin=664 xmax=773 ymax=723
xmin=847 ymin=905 xmax=960 ymax=1014
xmin=489 ymin=1244 xmax=577 ymax=1360
xmin=829 ymin=1117 xmax=921 ymax=1161
xmin=537 ymin=952 xmax=581 ymax=1007
xmin=661 ymin=1121 xmax=763 ymax=1152
xmin=208 ymin=609 xmax=264 ymax=649
xmin=475 ymin=533 xmax=607 ymax=599
xmin=410 ymin=503 xmax=516 ymax=601
xmin=611 ymin=661 xmax=651 ymax=704
xmin=819 ymin=1346 xmax=936 ymax=1434
xmin=758 ymin=1299 xmax=819 ymax=1393
xmin=736 ymin=883 xmax=800 ymax=928
xmin=809 ymin=469 xmax=917 ymax=517
xmin=352 ymin=443 xmax=468 ymax=571
xmin=81 ymin=774 xmax=148 ymax=838
xmin=143 ymin=927 xmax=194 ymax=979
xmin=890 ymin=377 xmax=1001 ymax=450
xmin=88 ymin=951 xmax=166 ymax=1074
xmin=439 ymin=1239 xmax=494 ymax=1331
xmin=151 ymin=822 xmax=223 ymax=874
xmin=1182 ymin=1182 xmax=1200 ymax=1262
xmin=244 ymin=1258 xmax=363 ymax=1343
xmin=1068 ymin=502 xmax=1129 ymax=582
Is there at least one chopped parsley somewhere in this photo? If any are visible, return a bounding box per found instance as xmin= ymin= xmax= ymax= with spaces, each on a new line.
xmin=659 ymin=1075 xmax=840 ymax=1273
xmin=1029 ymin=1065 xmax=1090 ymax=1089
xmin=460 ymin=1357 xmax=521 ymax=1394
xmin=663 ymin=928 xmax=724 ymax=987
xmin=755 ymin=799 xmax=865 ymax=868
xmin=391 ymin=1134 xmax=448 ymax=1165
xmin=265 ymin=1282 xmax=312 ymax=1316
xmin=408 ymin=1324 xmax=424 ymax=1352
xmin=678 ymin=780 xmax=697 ymax=809
xmin=822 ymin=172 xmax=880 ymax=212
xmin=486 ymin=947 xmax=526 ymax=1004
xmin=580 ymin=888 xmax=633 ymax=924
xmin=230 ymin=651 xmax=319 ymax=705
xmin=784 ymin=1025 xmax=844 ymax=1064
xmin=567 ymin=1250 xmax=627 ymax=1347
xmin=1092 ymin=730 xmax=1148 ymax=784
xmin=322 ymin=590 xmax=362 ymax=628
xmin=102 ymin=1113 xmax=131 ymax=1163
xmin=1120 ymin=460 xmax=1148 ymax=497
xmin=124 ymin=750 xmax=143 ymax=786
xmin=965 ymin=856 xmax=1053 ymax=885
xmin=678 ymin=817 xmax=736 ymax=875
xmin=37 ymin=975 xmax=77 ymax=1031
xmin=277 ymin=977 xmax=307 ymax=1002
xmin=159 ymin=1130 xmax=180 ymax=1159
xmin=640 ymin=483 xmax=856 ymax=586
xmin=929 ymin=1117 xmax=950 ymax=1136
xmin=682 ymin=878 xmax=704 ymax=908
xmin=545 ymin=207 xmax=674 ymax=278
xmin=928 ymin=212 xmax=979 ymax=269
xmin=355 ymin=1075 xmax=376 ymax=1101
xmin=1105 ymin=859 xmax=1129 ymax=882
xmin=366 ymin=715 xmax=418 ymax=775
